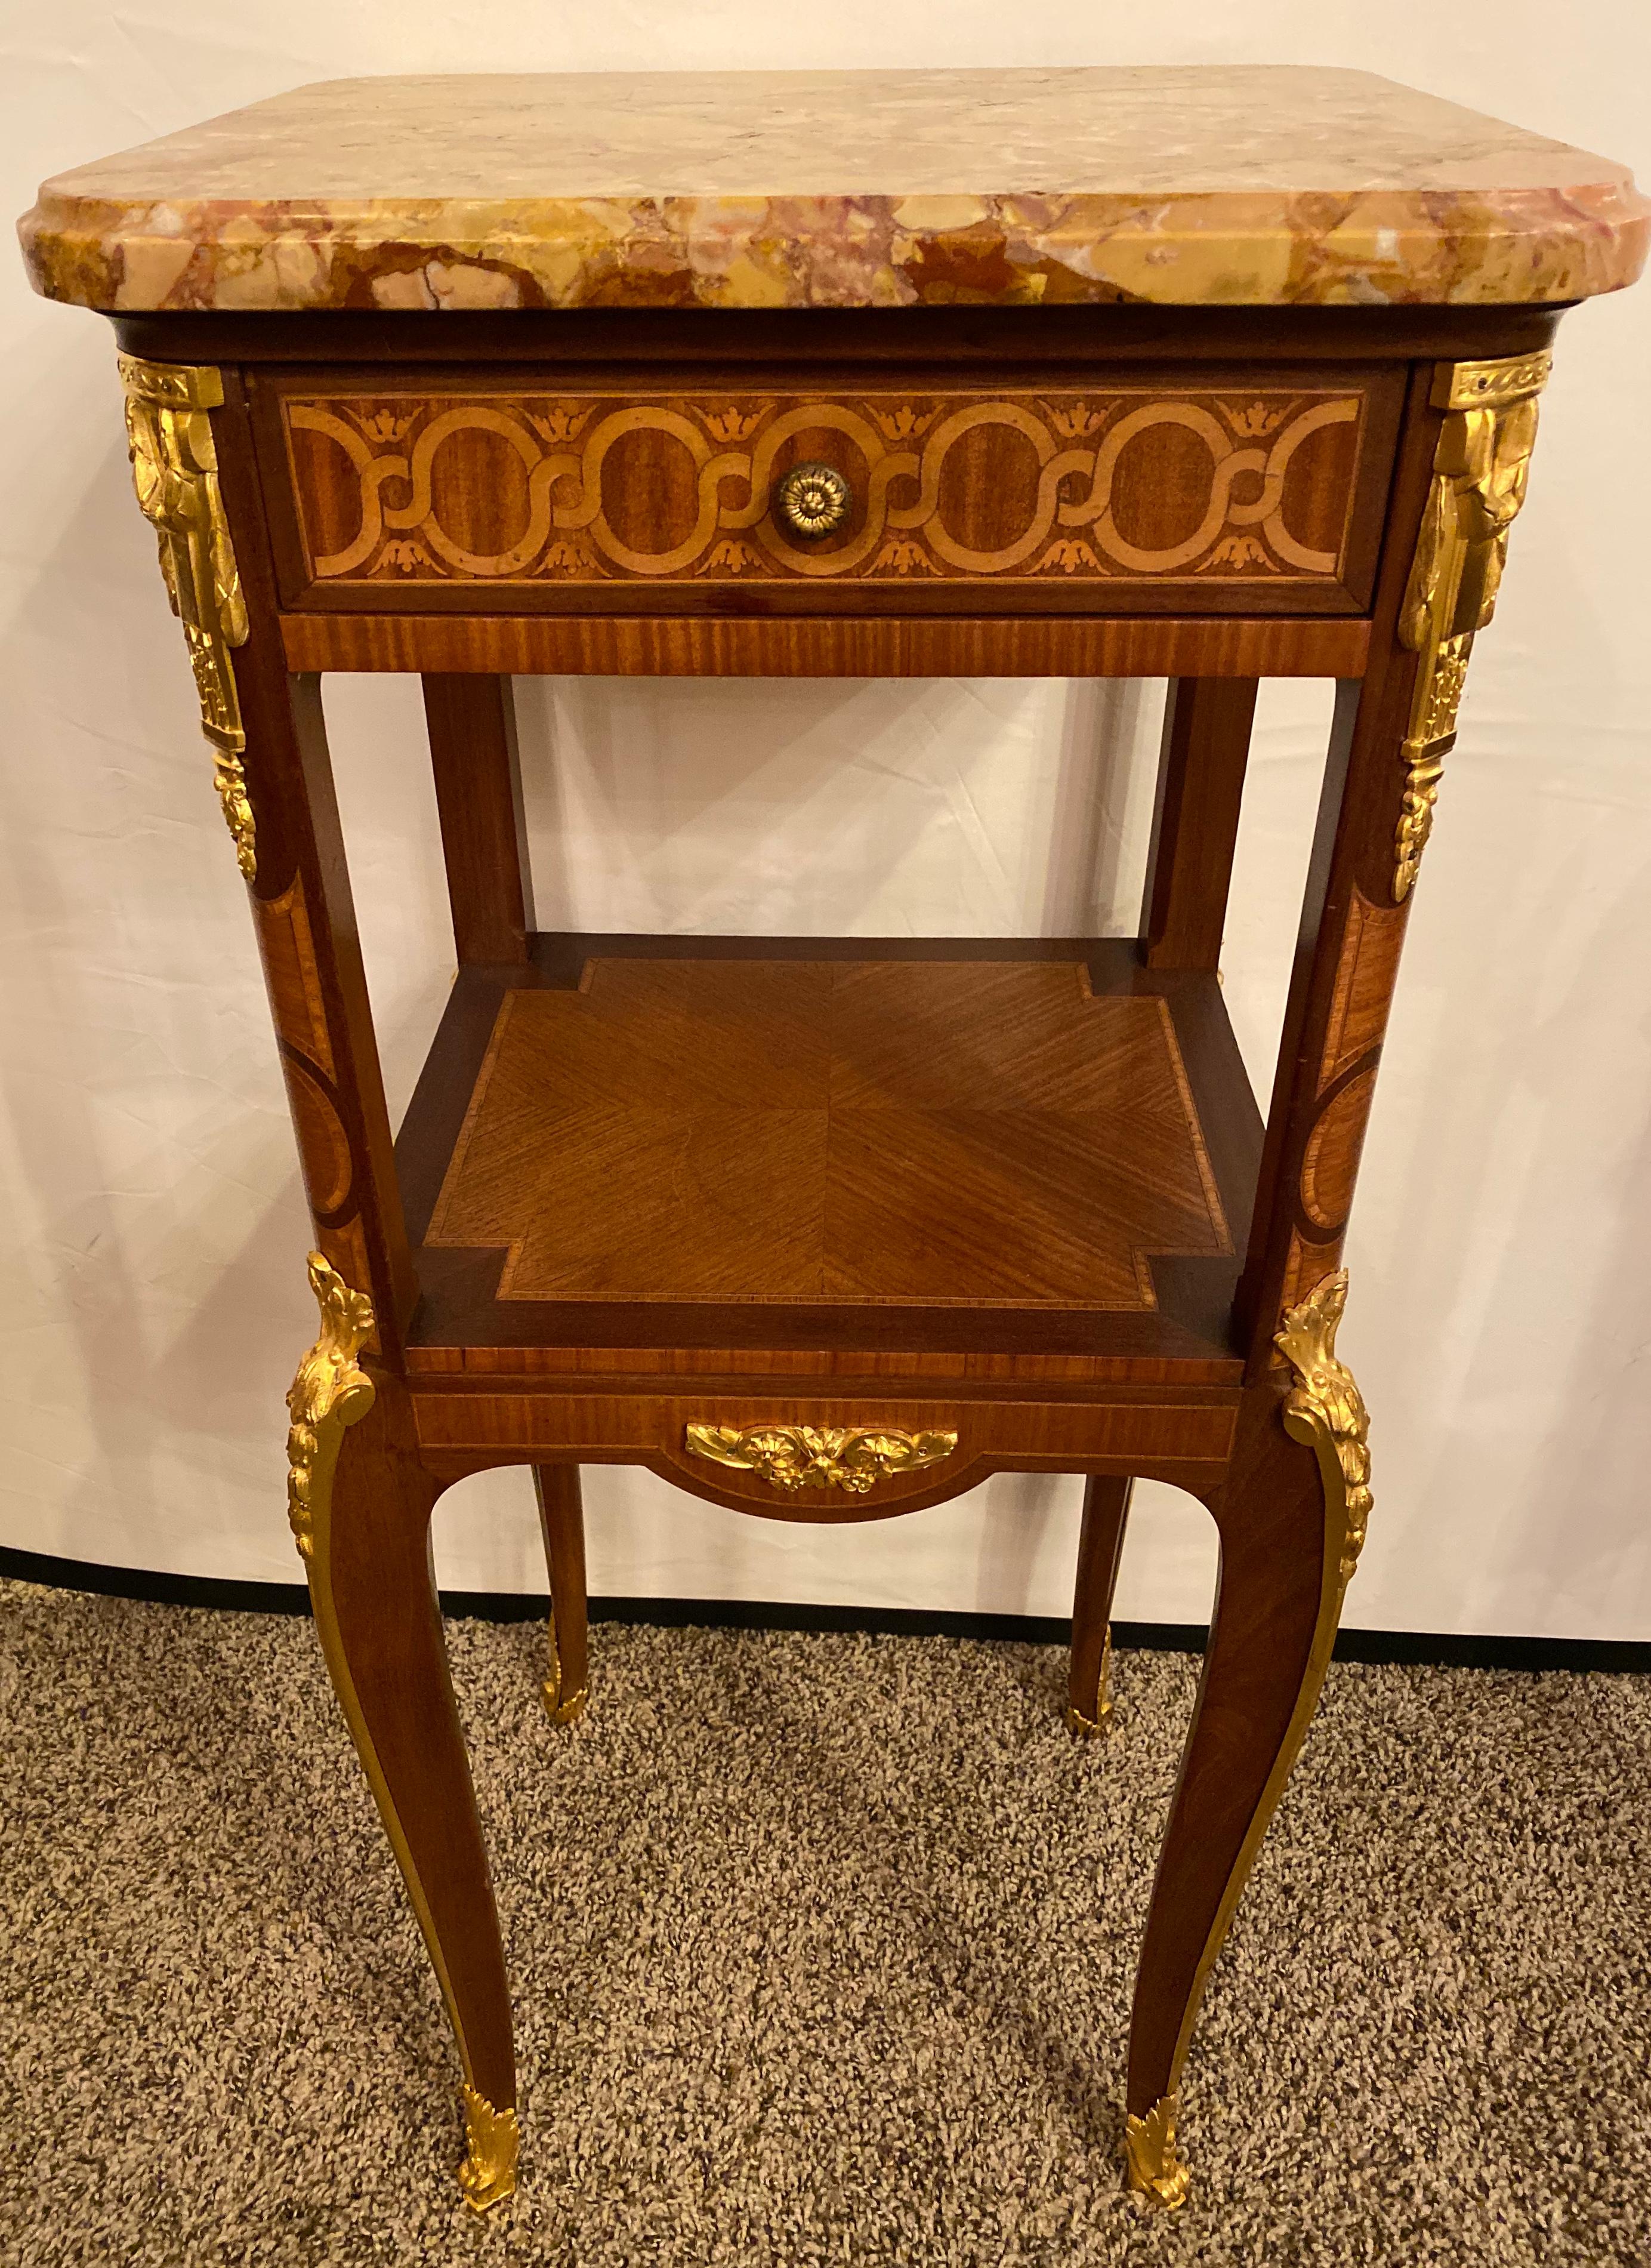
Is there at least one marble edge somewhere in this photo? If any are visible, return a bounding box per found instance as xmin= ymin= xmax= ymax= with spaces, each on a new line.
xmin=18 ymin=181 xmax=1651 ymax=312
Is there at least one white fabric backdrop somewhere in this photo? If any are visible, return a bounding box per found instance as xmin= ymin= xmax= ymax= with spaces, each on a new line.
xmin=2 ymin=2 xmax=1647 ymax=1640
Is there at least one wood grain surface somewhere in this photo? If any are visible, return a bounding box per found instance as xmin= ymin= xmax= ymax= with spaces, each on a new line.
xmin=1235 ymin=360 xmax=1442 ymax=1367
xmin=282 ymin=609 xmax=1371 ymax=678
xmin=412 ymin=1388 xmax=1240 ymax=1514
xmin=276 ymin=382 xmax=1376 ymax=609
xmin=323 ymin=1372 xmax=516 ymax=2115
xmin=1125 ymin=1378 xmax=1335 ymax=2125
xmin=209 ymin=374 xmax=420 ymax=1352
xmin=1143 ymin=679 xmax=1260 ymax=971
xmin=1069 ymin=1474 xmax=1132 ymax=1726
xmin=121 ymin=298 xmax=1563 ymax=373
xmin=121 ymin=281 xmax=1573 ymax=2216
xmin=422 ymin=674 xmax=534 ymax=967
xmin=392 ymin=936 xmax=1261 ymax=1379
xmin=419 ymin=957 xmax=1230 ymax=1312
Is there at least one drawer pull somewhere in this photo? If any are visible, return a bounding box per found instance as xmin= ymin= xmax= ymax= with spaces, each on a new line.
xmin=774 ymin=461 xmax=853 ymax=540
xmin=686 ymin=1422 xmax=956 ymax=1493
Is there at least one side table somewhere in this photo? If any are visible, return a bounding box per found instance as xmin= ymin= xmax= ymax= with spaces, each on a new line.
xmin=20 ymin=66 xmax=1646 ymax=2215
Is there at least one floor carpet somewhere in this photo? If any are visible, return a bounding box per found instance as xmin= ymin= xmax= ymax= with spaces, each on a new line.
xmin=2 ymin=1576 xmax=1648 ymax=2265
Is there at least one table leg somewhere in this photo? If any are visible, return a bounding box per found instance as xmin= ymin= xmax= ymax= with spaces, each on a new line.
xmin=1067 ymin=1475 xmax=1131 ymax=1735
xmin=118 ymin=362 xmax=422 ymax=1357
xmin=1123 ymin=1308 xmax=1369 ymax=2208
xmin=1115 ymin=361 xmax=1553 ymax=2208
xmin=286 ymin=1259 xmax=519 ymax=2213
xmin=1238 ymin=355 xmax=1548 ymax=1366
xmin=1141 ymin=677 xmax=1258 ymax=972
xmin=533 ymin=1466 xmax=590 ymax=1724
xmin=422 ymin=673 xmax=535 ymax=967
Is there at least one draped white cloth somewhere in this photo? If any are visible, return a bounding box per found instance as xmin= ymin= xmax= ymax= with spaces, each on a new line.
xmin=2 ymin=7 xmax=1648 ymax=1639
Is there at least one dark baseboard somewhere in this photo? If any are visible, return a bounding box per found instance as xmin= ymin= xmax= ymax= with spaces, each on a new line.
xmin=2 ymin=1543 xmax=1647 ymax=1674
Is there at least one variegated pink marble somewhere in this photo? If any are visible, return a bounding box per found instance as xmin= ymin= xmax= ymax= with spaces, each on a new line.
xmin=18 ymin=67 xmax=1649 ymax=314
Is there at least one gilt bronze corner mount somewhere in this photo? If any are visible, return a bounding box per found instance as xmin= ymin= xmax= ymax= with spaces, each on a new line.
xmin=119 ymin=355 xmax=256 ymax=880
xmin=1393 ymin=349 xmax=1550 ymax=899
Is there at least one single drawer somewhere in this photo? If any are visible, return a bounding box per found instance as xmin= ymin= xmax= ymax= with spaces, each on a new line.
xmin=259 ymin=369 xmax=1400 ymax=615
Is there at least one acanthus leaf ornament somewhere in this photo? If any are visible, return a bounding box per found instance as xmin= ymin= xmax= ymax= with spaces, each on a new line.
xmin=684 ymin=1422 xmax=958 ymax=1495
xmin=542 ymin=1622 xmax=588 ymax=1725
xmin=458 ymin=2085 xmax=519 ymax=2214
xmin=1125 ymin=2093 xmax=1190 ymax=2209
xmin=1065 ymin=1625 xmax=1115 ymax=1738
xmin=1393 ymin=350 xmax=1550 ymax=901
xmin=119 ymin=355 xmax=257 ymax=881
xmin=1273 ymin=1268 xmax=1372 ymax=1589
xmin=285 ymin=1252 xmax=377 ymax=1561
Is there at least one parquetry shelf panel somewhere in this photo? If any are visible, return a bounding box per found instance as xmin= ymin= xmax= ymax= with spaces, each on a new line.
xmin=423 ymin=958 xmax=1231 ymax=1308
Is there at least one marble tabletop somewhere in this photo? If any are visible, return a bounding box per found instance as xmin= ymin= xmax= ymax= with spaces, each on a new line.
xmin=18 ymin=67 xmax=1648 ymax=315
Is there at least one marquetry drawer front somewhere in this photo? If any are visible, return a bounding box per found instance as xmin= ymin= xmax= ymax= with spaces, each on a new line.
xmin=269 ymin=376 xmax=1395 ymax=612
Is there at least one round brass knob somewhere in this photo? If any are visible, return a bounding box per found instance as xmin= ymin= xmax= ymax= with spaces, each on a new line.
xmin=774 ymin=461 xmax=853 ymax=541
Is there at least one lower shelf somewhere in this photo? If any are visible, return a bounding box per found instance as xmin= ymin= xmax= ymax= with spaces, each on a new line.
xmin=395 ymin=935 xmax=1263 ymax=1386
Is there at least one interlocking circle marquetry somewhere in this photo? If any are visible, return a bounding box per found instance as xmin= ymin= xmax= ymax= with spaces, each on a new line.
xmin=283 ymin=387 xmax=1366 ymax=590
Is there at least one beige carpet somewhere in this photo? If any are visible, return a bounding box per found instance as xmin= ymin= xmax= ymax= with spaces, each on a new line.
xmin=2 ymin=1575 xmax=1648 ymax=2266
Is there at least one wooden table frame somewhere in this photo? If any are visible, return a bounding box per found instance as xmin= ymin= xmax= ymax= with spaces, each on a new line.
xmin=108 ymin=297 xmax=1560 ymax=2214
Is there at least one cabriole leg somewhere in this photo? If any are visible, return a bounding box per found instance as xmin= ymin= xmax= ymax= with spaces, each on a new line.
xmin=1124 ymin=1274 xmax=1371 ymax=2208
xmin=533 ymin=1466 xmax=590 ymax=1724
xmin=287 ymin=1255 xmax=519 ymax=2212
xmin=1068 ymin=1475 xmax=1131 ymax=1735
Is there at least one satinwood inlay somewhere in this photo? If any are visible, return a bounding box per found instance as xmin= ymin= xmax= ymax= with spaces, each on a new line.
xmin=281 ymin=387 xmax=1366 ymax=593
